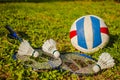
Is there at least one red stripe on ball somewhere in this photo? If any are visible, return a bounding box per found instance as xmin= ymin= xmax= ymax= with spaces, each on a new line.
xmin=70 ymin=30 xmax=77 ymax=39
xmin=100 ymin=27 xmax=109 ymax=34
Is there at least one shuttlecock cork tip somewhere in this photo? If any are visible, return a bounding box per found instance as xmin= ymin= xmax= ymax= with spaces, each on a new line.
xmin=33 ymin=51 xmax=39 ymax=57
xmin=53 ymin=50 xmax=60 ymax=58
xmin=93 ymin=64 xmax=101 ymax=73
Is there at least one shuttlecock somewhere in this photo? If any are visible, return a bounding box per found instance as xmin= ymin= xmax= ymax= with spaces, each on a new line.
xmin=18 ymin=40 xmax=39 ymax=57
xmin=93 ymin=52 xmax=115 ymax=73
xmin=42 ymin=39 xmax=60 ymax=58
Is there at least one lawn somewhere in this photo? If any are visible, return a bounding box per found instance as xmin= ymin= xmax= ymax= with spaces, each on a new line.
xmin=0 ymin=1 xmax=120 ymax=80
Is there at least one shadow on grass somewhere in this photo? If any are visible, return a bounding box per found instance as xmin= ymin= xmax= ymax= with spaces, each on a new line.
xmin=17 ymin=31 xmax=30 ymax=40
xmin=105 ymin=33 xmax=120 ymax=65
xmin=106 ymin=34 xmax=119 ymax=48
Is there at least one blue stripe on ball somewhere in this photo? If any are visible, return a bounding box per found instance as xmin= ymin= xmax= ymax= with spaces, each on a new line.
xmin=91 ymin=16 xmax=102 ymax=48
xmin=76 ymin=17 xmax=87 ymax=49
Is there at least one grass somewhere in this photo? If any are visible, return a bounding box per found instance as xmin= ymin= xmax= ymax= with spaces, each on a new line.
xmin=0 ymin=1 xmax=120 ymax=80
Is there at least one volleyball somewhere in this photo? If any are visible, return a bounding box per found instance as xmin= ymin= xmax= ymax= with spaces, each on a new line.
xmin=70 ymin=15 xmax=109 ymax=53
